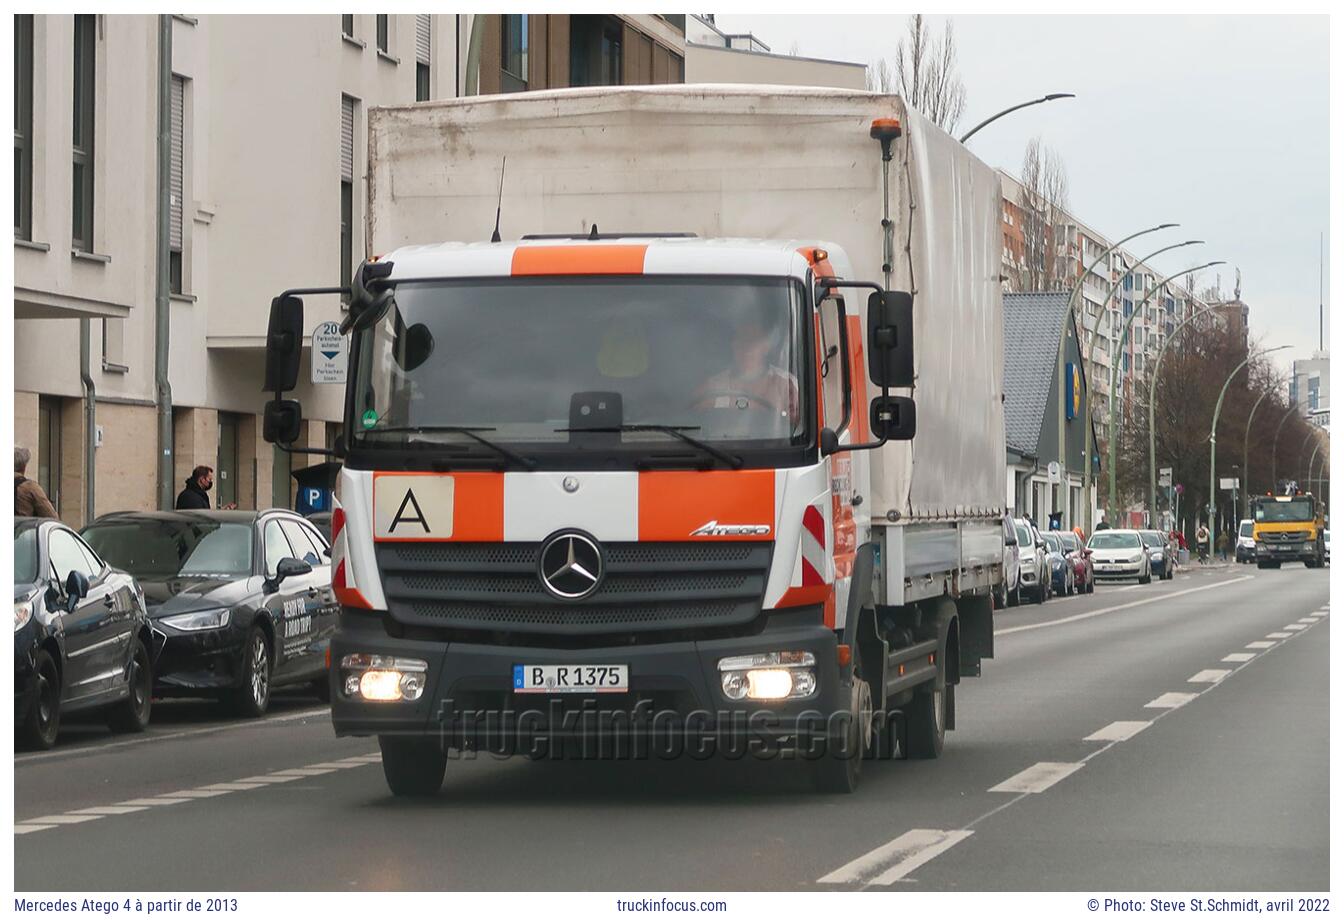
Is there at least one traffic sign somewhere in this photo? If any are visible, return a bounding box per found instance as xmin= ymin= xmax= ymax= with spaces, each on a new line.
xmin=311 ymin=321 xmax=347 ymax=384
xmin=1158 ymin=467 xmax=1172 ymax=488
xmin=1219 ymin=477 xmax=1240 ymax=490
xmin=1047 ymin=461 xmax=1061 ymax=484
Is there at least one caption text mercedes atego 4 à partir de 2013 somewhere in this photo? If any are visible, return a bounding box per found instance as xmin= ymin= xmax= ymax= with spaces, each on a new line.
xmin=260 ymin=86 xmax=1006 ymax=795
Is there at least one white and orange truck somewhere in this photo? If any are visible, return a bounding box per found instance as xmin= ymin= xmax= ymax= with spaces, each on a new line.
xmin=262 ymin=86 xmax=1006 ymax=795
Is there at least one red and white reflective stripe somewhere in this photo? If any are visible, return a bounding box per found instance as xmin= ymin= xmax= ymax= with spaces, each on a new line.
xmin=801 ymin=504 xmax=827 ymax=586
xmin=330 ymin=504 xmax=372 ymax=609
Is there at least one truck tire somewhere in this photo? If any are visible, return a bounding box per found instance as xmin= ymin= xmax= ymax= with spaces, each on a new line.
xmin=1257 ymin=560 xmax=1280 ymax=570
xmin=379 ymin=736 xmax=448 ymax=797
xmin=904 ymin=681 xmax=946 ymax=760
xmin=811 ymin=670 xmax=872 ymax=794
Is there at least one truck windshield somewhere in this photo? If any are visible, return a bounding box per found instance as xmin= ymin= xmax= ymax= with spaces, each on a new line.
xmin=1254 ymin=499 xmax=1314 ymax=523
xmin=349 ymin=276 xmax=809 ymax=463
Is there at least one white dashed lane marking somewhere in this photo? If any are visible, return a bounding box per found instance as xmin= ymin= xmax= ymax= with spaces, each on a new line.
xmin=1146 ymin=692 xmax=1199 ymax=709
xmin=15 ymin=825 xmax=56 ymax=835
xmin=119 ymin=797 xmax=189 ymax=806
xmin=1189 ymin=669 xmax=1231 ymax=683
xmin=818 ymin=829 xmax=974 ymax=886
xmin=30 ymin=814 xmax=101 ymax=825
xmin=1222 ymin=653 xmax=1256 ymax=663
xmin=1084 ymin=721 xmax=1151 ymax=742
xmin=1245 ymin=641 xmax=1276 ymax=649
xmin=1283 ymin=624 xmax=1308 ymax=631
xmin=989 ymin=762 xmax=1085 ymax=794
xmin=68 ymin=805 xmax=148 ymax=816
xmin=1266 ymin=632 xmax=1293 ymax=639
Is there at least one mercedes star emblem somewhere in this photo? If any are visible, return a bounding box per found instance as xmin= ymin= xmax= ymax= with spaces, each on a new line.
xmin=538 ymin=532 xmax=604 ymax=600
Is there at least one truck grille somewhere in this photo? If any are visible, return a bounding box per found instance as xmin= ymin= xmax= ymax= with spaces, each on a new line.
xmin=1261 ymin=530 xmax=1311 ymax=543
xmin=375 ymin=541 xmax=773 ymax=635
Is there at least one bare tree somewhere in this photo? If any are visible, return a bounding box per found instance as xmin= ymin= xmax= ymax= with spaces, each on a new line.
xmin=872 ymin=15 xmax=967 ymax=132
xmin=1018 ymin=136 xmax=1071 ymax=291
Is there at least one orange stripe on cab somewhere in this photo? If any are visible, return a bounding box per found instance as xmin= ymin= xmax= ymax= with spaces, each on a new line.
xmin=511 ymin=245 xmax=648 ymax=276
xmin=638 ymin=470 xmax=775 ymax=541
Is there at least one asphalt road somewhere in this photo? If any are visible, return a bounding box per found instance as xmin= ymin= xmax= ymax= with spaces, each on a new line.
xmin=13 ymin=563 xmax=1329 ymax=891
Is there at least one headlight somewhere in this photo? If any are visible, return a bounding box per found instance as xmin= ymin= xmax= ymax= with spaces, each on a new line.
xmin=718 ymin=650 xmax=817 ymax=701
xmin=1256 ymin=542 xmax=1267 ymax=550
xmin=340 ymin=653 xmax=428 ymax=702
xmin=160 ymin=608 xmax=231 ymax=631
xmin=15 ymin=600 xmax=33 ymax=632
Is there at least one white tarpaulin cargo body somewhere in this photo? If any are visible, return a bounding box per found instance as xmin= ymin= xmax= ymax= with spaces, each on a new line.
xmin=258 ymin=84 xmax=1007 ymax=795
xmin=367 ymin=85 xmax=1006 ymax=524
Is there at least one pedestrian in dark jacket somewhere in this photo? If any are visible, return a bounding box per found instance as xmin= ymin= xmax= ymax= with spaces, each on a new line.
xmin=176 ymin=465 xmax=215 ymax=510
xmin=14 ymin=447 xmax=57 ymax=518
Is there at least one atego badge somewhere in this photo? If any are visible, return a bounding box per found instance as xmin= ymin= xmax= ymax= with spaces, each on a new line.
xmin=373 ymin=474 xmax=455 ymax=540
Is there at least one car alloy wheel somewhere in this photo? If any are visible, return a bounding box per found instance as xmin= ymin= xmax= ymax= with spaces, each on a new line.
xmin=250 ymin=633 xmax=269 ymax=709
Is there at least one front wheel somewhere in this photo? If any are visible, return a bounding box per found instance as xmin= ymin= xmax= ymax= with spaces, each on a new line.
xmin=231 ymin=625 xmax=272 ymax=718
xmin=904 ymin=680 xmax=947 ymax=760
xmin=107 ymin=637 xmax=152 ymax=733
xmin=19 ymin=649 xmax=62 ymax=750
xmin=379 ymin=735 xmax=448 ymax=797
xmin=811 ymin=670 xmax=872 ymax=794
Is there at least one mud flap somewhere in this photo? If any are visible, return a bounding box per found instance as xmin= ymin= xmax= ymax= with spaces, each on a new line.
xmin=954 ymin=594 xmax=993 ymax=678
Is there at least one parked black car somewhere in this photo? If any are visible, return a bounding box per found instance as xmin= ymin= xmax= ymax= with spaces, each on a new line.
xmin=81 ymin=510 xmax=337 ymax=717
xmin=14 ymin=518 xmax=155 ymax=749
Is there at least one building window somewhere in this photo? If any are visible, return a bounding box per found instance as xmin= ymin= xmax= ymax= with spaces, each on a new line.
xmin=38 ymin=396 xmax=62 ymax=516
xmin=169 ymin=74 xmax=185 ymax=294
xmin=501 ymin=14 xmax=528 ymax=91
xmin=571 ymin=15 xmax=623 ymax=87
xmin=340 ymin=95 xmax=355 ymax=299
xmin=376 ymin=14 xmax=389 ymax=54
xmin=72 ymin=13 xmax=96 ymax=251
xmin=341 ymin=14 xmax=354 ymax=38
xmin=15 ymin=13 xmax=34 ymax=240
xmin=415 ymin=14 xmax=431 ymax=101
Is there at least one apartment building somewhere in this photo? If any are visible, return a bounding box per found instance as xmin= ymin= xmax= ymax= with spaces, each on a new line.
xmin=683 ymin=14 xmax=866 ymax=88
xmin=13 ymin=13 xmax=864 ymax=526
xmin=1290 ymin=353 xmax=1331 ymax=429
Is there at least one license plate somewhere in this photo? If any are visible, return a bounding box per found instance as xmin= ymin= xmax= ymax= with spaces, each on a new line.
xmin=512 ymin=664 xmax=629 ymax=694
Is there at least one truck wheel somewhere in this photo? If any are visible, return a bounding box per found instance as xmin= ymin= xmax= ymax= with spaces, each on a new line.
xmin=107 ymin=638 xmax=152 ymax=734
xmin=810 ymin=671 xmax=872 ymax=794
xmin=904 ymin=677 xmax=946 ymax=760
xmin=379 ymin=736 xmax=448 ymax=797
xmin=230 ymin=625 xmax=272 ymax=718
xmin=20 ymin=649 xmax=62 ymax=751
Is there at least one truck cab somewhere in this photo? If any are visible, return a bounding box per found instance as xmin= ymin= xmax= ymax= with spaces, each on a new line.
xmin=1252 ymin=492 xmax=1325 ymax=568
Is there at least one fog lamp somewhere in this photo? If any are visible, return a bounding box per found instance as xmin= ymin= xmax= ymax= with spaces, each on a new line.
xmin=717 ymin=650 xmax=817 ymax=701
xmin=341 ymin=653 xmax=428 ymax=702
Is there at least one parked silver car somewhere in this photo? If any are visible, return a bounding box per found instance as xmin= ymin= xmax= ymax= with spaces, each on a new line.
xmin=1013 ymin=518 xmax=1051 ymax=603
xmin=1087 ymin=529 xmax=1152 ymax=584
xmin=997 ymin=516 xmax=1022 ymax=607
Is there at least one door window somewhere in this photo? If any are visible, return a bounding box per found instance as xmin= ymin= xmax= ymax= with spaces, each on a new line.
xmin=48 ymin=528 xmax=98 ymax=585
xmin=263 ymin=521 xmax=296 ymax=576
xmin=280 ymin=520 xmax=323 ymax=567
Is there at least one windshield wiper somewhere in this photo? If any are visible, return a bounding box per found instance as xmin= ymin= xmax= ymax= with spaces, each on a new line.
xmin=556 ymin=424 xmax=743 ymax=470
xmin=362 ymin=425 xmax=536 ymax=470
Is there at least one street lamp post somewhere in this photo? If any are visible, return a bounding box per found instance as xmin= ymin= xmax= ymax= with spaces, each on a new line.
xmin=1306 ymin=438 xmax=1324 ymax=495
xmin=1109 ymin=260 xmax=1225 ymax=522
xmin=1271 ymin=399 xmax=1312 ymax=487
xmin=1208 ymin=345 xmax=1291 ymax=553
xmin=1081 ymin=238 xmax=1202 ymax=530
xmin=959 ymin=93 xmax=1076 ymax=143
xmin=1148 ymin=304 xmax=1222 ymax=518
xmin=1241 ymin=388 xmax=1275 ymax=519
xmin=1053 ymin=223 xmax=1178 ymax=530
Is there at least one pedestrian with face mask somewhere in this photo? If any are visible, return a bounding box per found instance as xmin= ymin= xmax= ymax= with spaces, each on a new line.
xmin=176 ymin=465 xmax=216 ymax=510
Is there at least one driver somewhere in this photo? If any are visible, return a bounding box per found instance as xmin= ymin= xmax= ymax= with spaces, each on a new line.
xmin=694 ymin=316 xmax=799 ymax=426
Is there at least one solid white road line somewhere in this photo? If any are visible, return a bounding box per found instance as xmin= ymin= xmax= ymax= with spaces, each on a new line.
xmin=1266 ymin=632 xmax=1293 ymax=639
xmin=1245 ymin=641 xmax=1276 ymax=649
xmin=1084 ymin=721 xmax=1151 ymax=742
xmin=14 ymin=824 xmax=56 ymax=834
xmin=989 ymin=762 xmax=1085 ymax=794
xmin=1146 ymin=692 xmax=1199 ymax=709
xmin=1222 ymin=653 xmax=1256 ymax=663
xmin=68 ymin=805 xmax=148 ymax=816
xmin=14 ymin=705 xmax=332 ymax=765
xmin=818 ymin=829 xmax=974 ymax=886
xmin=995 ymin=575 xmax=1254 ymax=637
xmin=1189 ymin=669 xmax=1231 ymax=683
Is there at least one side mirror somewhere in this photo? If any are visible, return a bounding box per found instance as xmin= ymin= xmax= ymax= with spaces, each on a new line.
xmin=263 ymin=399 xmax=303 ymax=445
xmin=819 ymin=427 xmax=840 ymax=456
xmin=64 ymin=570 xmax=90 ymax=612
xmin=870 ymin=396 xmax=916 ymax=441
xmin=867 ymin=291 xmax=914 ymax=388
xmin=277 ymin=557 xmax=313 ymax=580
xmin=263 ymin=295 xmax=304 ymax=394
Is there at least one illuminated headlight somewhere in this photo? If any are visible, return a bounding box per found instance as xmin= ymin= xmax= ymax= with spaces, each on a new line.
xmin=717 ymin=650 xmax=817 ymax=701
xmin=340 ymin=653 xmax=428 ymax=702
xmin=15 ymin=601 xmax=33 ymax=632
xmin=161 ymin=608 xmax=231 ymax=631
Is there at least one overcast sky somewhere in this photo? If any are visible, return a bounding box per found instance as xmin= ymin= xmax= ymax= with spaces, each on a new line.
xmin=711 ymin=14 xmax=1329 ymax=378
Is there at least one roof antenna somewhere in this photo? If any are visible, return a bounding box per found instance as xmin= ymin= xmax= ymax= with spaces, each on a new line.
xmin=490 ymin=156 xmax=506 ymax=243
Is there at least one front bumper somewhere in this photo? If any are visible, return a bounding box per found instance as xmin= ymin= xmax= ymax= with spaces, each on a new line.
xmin=151 ymin=622 xmax=248 ymax=694
xmin=1256 ymin=543 xmax=1317 ymax=562
xmin=1094 ymin=563 xmax=1143 ymax=580
xmin=330 ymin=611 xmax=845 ymax=753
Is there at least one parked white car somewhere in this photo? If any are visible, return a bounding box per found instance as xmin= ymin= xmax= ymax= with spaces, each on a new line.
xmin=1013 ymin=518 xmax=1051 ymax=603
xmin=1235 ymin=519 xmax=1255 ymax=564
xmin=997 ymin=516 xmax=1022 ymax=607
xmin=1087 ymin=529 xmax=1152 ymax=584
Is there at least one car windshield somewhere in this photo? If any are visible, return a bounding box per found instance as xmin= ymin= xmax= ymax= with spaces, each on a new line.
xmin=350 ymin=276 xmax=809 ymax=462
xmin=1254 ymin=498 xmax=1314 ymax=523
xmin=1089 ymin=532 xmax=1141 ymax=550
xmin=1140 ymin=532 xmax=1165 ymax=548
xmin=1043 ymin=534 xmax=1061 ymax=552
xmin=14 ymin=526 xmax=38 ymax=584
xmin=82 ymin=520 xmax=253 ymax=579
xmin=1014 ymin=523 xmax=1033 ymax=547
xmin=1239 ymin=521 xmax=1253 ymax=538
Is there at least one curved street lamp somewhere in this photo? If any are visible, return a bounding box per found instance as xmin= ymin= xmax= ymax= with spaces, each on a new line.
xmin=1241 ymin=388 xmax=1276 ymax=519
xmin=1081 ymin=239 xmax=1203 ymax=529
xmin=1053 ymin=222 xmax=1178 ymax=528
xmin=960 ymin=93 xmax=1076 ymax=143
xmin=1306 ymin=437 xmax=1326 ymax=496
xmin=1271 ymin=398 xmax=1313 ymax=486
xmin=1109 ymin=259 xmax=1224 ymax=520
xmin=1208 ymin=345 xmax=1291 ymax=551
xmin=1147 ymin=304 xmax=1222 ymax=518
